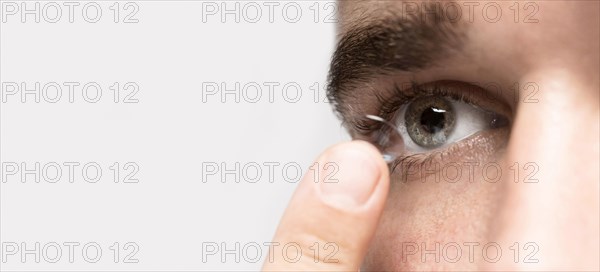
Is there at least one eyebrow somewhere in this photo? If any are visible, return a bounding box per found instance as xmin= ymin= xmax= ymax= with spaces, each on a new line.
xmin=326 ymin=3 xmax=467 ymax=115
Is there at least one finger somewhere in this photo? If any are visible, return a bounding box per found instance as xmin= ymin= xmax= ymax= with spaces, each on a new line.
xmin=263 ymin=140 xmax=390 ymax=271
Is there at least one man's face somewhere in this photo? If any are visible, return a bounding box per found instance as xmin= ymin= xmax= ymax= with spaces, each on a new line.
xmin=328 ymin=1 xmax=599 ymax=270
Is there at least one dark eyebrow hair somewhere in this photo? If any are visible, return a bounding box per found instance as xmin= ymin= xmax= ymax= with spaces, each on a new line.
xmin=326 ymin=4 xmax=467 ymax=116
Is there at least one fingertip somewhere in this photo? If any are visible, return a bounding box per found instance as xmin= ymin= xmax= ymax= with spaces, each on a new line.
xmin=263 ymin=141 xmax=391 ymax=271
xmin=317 ymin=140 xmax=390 ymax=211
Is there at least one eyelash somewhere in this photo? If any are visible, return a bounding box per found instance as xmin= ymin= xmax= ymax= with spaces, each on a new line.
xmin=354 ymin=81 xmax=477 ymax=132
xmin=350 ymin=81 xmax=488 ymax=174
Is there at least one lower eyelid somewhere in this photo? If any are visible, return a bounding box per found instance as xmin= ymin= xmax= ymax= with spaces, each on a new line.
xmin=389 ymin=127 xmax=510 ymax=178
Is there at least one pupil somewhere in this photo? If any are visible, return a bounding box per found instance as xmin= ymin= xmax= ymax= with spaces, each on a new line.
xmin=420 ymin=107 xmax=446 ymax=134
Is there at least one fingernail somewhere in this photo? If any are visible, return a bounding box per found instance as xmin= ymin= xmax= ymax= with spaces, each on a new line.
xmin=318 ymin=141 xmax=382 ymax=209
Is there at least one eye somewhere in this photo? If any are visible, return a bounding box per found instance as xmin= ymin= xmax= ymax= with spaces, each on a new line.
xmin=352 ymin=81 xmax=511 ymax=163
xmin=398 ymin=95 xmax=508 ymax=152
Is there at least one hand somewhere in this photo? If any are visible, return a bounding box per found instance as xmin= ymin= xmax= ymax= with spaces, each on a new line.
xmin=263 ymin=141 xmax=390 ymax=271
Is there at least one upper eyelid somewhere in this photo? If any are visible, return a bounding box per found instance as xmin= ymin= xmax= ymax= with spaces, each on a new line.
xmin=349 ymin=81 xmax=474 ymax=133
xmin=369 ymin=80 xmax=510 ymax=119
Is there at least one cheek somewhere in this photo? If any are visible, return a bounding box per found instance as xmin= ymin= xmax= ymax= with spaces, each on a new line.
xmin=362 ymin=160 xmax=506 ymax=271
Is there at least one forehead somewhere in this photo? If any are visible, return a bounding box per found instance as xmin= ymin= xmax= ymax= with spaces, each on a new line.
xmin=328 ymin=0 xmax=599 ymax=116
xmin=337 ymin=1 xmax=597 ymax=34
xmin=336 ymin=1 xmax=599 ymax=71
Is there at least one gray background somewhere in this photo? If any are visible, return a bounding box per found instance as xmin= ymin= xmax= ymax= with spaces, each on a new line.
xmin=0 ymin=1 xmax=345 ymax=270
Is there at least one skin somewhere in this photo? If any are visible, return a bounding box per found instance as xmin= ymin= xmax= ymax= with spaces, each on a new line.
xmin=264 ymin=1 xmax=599 ymax=271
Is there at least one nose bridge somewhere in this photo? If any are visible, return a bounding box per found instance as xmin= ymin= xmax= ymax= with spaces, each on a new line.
xmin=489 ymin=70 xmax=600 ymax=270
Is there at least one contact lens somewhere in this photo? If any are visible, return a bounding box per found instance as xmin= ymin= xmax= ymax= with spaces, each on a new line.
xmin=356 ymin=115 xmax=405 ymax=164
